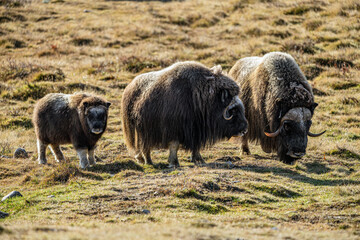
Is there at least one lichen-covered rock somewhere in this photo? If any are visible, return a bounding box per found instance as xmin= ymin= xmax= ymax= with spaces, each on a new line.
xmin=1 ymin=191 xmax=23 ymax=202
xmin=0 ymin=211 xmax=9 ymax=219
xmin=13 ymin=148 xmax=28 ymax=158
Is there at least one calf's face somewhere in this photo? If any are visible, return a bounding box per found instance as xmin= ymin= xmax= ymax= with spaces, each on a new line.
xmin=84 ymin=103 xmax=110 ymax=135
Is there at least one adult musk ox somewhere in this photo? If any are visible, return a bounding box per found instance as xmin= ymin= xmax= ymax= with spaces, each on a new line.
xmin=121 ymin=61 xmax=248 ymax=167
xmin=229 ymin=52 xmax=325 ymax=164
xmin=33 ymin=93 xmax=111 ymax=168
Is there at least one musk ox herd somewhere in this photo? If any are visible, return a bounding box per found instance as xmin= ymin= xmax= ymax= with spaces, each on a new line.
xmin=32 ymin=52 xmax=325 ymax=169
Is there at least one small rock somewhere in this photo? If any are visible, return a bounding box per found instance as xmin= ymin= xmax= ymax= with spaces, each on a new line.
xmin=48 ymin=195 xmax=55 ymax=198
xmin=271 ymin=227 xmax=279 ymax=231
xmin=0 ymin=211 xmax=9 ymax=219
xmin=42 ymin=0 xmax=50 ymax=3
xmin=13 ymin=148 xmax=28 ymax=158
xmin=84 ymin=9 xmax=91 ymax=13
xmin=225 ymin=161 xmax=234 ymax=168
xmin=1 ymin=191 xmax=23 ymax=202
xmin=142 ymin=209 xmax=150 ymax=214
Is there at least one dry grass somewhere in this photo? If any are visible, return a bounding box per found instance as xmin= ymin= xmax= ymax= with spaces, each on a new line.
xmin=0 ymin=0 xmax=359 ymax=239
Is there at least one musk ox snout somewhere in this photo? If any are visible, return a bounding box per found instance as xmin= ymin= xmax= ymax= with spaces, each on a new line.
xmin=86 ymin=106 xmax=110 ymax=135
xmin=223 ymin=96 xmax=248 ymax=137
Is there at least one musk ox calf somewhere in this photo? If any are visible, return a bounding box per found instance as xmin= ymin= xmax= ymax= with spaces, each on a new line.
xmin=121 ymin=61 xmax=248 ymax=167
xmin=33 ymin=93 xmax=111 ymax=168
xmin=229 ymin=52 xmax=325 ymax=164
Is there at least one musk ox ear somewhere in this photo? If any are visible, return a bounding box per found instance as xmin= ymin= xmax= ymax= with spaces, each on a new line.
xmin=83 ymin=102 xmax=89 ymax=109
xmin=210 ymin=65 xmax=222 ymax=75
xmin=106 ymin=102 xmax=111 ymax=109
xmin=310 ymin=102 xmax=318 ymax=112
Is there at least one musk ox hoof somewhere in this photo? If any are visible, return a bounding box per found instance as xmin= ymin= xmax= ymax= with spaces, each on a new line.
xmin=79 ymin=161 xmax=90 ymax=169
xmin=38 ymin=159 xmax=47 ymax=165
xmin=168 ymin=163 xmax=180 ymax=168
xmin=135 ymin=154 xmax=145 ymax=164
xmin=241 ymin=148 xmax=251 ymax=155
xmin=192 ymin=158 xmax=206 ymax=167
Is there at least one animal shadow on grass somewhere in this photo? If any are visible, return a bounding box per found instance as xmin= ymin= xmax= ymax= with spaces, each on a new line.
xmin=303 ymin=161 xmax=332 ymax=174
xmin=87 ymin=160 xmax=143 ymax=175
xmin=239 ymin=163 xmax=360 ymax=186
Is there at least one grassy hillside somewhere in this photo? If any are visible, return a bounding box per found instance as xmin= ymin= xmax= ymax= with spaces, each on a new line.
xmin=0 ymin=0 xmax=359 ymax=239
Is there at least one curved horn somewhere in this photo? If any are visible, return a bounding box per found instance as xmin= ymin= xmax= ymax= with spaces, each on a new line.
xmin=264 ymin=121 xmax=285 ymax=138
xmin=264 ymin=128 xmax=281 ymax=138
xmin=308 ymin=130 xmax=326 ymax=137
xmin=223 ymin=96 xmax=243 ymax=121
xmin=223 ymin=103 xmax=233 ymax=120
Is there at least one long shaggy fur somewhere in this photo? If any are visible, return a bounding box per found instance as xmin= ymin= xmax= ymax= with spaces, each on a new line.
xmin=121 ymin=61 xmax=241 ymax=156
xmin=33 ymin=92 xmax=110 ymax=165
xmin=229 ymin=52 xmax=315 ymax=153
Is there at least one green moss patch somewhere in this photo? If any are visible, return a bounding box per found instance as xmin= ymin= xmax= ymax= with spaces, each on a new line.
xmin=247 ymin=183 xmax=301 ymax=198
xmin=32 ymin=69 xmax=65 ymax=82
xmin=0 ymin=116 xmax=33 ymax=129
xmin=327 ymin=147 xmax=360 ymax=160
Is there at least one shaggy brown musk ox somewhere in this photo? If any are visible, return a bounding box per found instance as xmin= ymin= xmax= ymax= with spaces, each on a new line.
xmin=121 ymin=61 xmax=248 ymax=167
xmin=33 ymin=93 xmax=111 ymax=168
xmin=229 ymin=52 xmax=325 ymax=164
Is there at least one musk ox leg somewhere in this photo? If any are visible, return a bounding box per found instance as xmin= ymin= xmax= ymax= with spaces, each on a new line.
xmin=135 ymin=152 xmax=145 ymax=164
xmin=142 ymin=149 xmax=153 ymax=165
xmin=191 ymin=150 xmax=205 ymax=166
xmin=241 ymin=137 xmax=251 ymax=155
xmin=168 ymin=141 xmax=180 ymax=168
xmin=49 ymin=144 xmax=65 ymax=162
xmin=88 ymin=148 xmax=96 ymax=166
xmin=37 ymin=139 xmax=48 ymax=164
xmin=76 ymin=148 xmax=89 ymax=169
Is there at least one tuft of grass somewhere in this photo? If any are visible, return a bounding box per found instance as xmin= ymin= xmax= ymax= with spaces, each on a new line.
xmin=70 ymin=38 xmax=94 ymax=46
xmin=0 ymin=0 xmax=28 ymax=8
xmin=341 ymin=97 xmax=359 ymax=105
xmin=330 ymin=81 xmax=358 ymax=90
xmin=175 ymin=189 xmax=206 ymax=201
xmin=327 ymin=147 xmax=360 ymax=160
xmin=301 ymin=64 xmax=324 ymax=80
xmin=187 ymin=201 xmax=228 ymax=214
xmin=284 ymin=6 xmax=311 ymax=15
xmin=167 ymin=14 xmax=201 ymax=26
xmin=284 ymin=5 xmax=322 ymax=16
xmin=32 ymin=69 xmax=65 ymax=82
xmin=0 ymin=38 xmax=26 ymax=48
xmin=88 ymin=160 xmax=143 ymax=174
xmin=304 ymin=19 xmax=323 ymax=31
xmin=4 ymin=83 xmax=49 ymax=101
xmin=0 ymin=59 xmax=41 ymax=82
xmin=0 ymin=116 xmax=33 ymax=130
xmin=282 ymin=40 xmax=318 ymax=54
xmin=120 ymin=56 xmax=168 ymax=73
xmin=247 ymin=183 xmax=301 ymax=198
xmin=313 ymin=57 xmax=354 ymax=68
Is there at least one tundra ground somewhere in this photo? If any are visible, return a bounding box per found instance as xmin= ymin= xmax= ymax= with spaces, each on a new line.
xmin=0 ymin=0 xmax=359 ymax=239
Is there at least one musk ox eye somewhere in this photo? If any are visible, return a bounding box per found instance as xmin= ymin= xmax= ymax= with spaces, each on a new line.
xmin=221 ymin=89 xmax=229 ymax=103
xmin=284 ymin=121 xmax=291 ymax=131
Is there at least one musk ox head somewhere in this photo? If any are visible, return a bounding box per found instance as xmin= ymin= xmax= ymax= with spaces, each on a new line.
xmin=264 ymin=105 xmax=325 ymax=164
xmin=80 ymin=98 xmax=111 ymax=135
xmin=203 ymin=65 xmax=248 ymax=141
